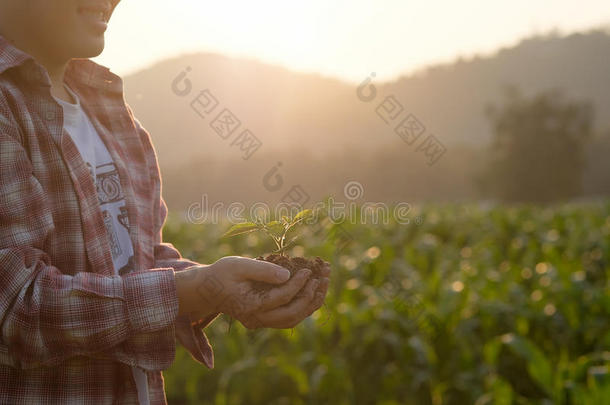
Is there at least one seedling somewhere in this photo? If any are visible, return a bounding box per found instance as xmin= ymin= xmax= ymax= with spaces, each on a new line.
xmin=222 ymin=209 xmax=313 ymax=256
xmin=222 ymin=208 xmax=331 ymax=328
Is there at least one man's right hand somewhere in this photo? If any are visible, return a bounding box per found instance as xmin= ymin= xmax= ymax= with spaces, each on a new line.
xmin=174 ymin=256 xmax=312 ymax=324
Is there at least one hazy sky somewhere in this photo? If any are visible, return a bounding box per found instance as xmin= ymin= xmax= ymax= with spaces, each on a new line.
xmin=94 ymin=0 xmax=610 ymax=83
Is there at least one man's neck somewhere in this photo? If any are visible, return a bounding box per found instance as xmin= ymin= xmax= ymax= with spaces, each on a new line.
xmin=2 ymin=34 xmax=73 ymax=103
xmin=34 ymin=55 xmax=74 ymax=104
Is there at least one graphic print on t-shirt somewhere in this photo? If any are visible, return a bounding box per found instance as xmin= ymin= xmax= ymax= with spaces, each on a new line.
xmin=96 ymin=163 xmax=124 ymax=204
xmin=118 ymin=206 xmax=129 ymax=231
xmin=94 ymin=162 xmax=133 ymax=275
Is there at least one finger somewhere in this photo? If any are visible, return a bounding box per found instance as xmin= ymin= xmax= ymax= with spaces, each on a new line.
xmin=235 ymin=257 xmax=292 ymax=284
xmin=319 ymin=264 xmax=331 ymax=278
xmin=308 ymin=287 xmax=327 ymax=315
xmin=307 ymin=292 xmax=325 ymax=316
xmin=256 ymin=277 xmax=318 ymax=328
xmin=295 ymin=277 xmax=319 ymax=299
xmin=258 ymin=268 xmax=312 ymax=311
xmin=304 ymin=278 xmax=329 ymax=317
xmin=240 ymin=312 xmax=264 ymax=329
xmin=315 ymin=277 xmax=330 ymax=295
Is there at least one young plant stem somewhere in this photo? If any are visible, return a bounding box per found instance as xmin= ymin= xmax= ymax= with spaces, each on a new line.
xmin=222 ymin=209 xmax=313 ymax=257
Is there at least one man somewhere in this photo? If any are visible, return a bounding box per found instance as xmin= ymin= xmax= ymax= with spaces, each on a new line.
xmin=0 ymin=1 xmax=330 ymax=403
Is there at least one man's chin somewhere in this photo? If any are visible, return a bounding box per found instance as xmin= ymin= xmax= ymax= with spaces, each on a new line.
xmin=69 ymin=39 xmax=105 ymax=59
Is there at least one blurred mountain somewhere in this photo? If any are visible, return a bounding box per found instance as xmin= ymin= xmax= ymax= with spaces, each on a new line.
xmin=381 ymin=29 xmax=610 ymax=146
xmin=121 ymin=29 xmax=610 ymax=209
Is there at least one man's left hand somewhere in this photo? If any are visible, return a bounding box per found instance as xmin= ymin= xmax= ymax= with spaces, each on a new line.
xmin=241 ymin=263 xmax=331 ymax=329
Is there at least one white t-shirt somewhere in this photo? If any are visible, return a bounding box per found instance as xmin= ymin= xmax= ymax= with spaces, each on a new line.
xmin=53 ymin=83 xmax=150 ymax=405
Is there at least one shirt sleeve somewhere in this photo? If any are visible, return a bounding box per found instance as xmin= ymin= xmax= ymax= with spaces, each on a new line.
xmin=128 ymin=106 xmax=219 ymax=369
xmin=0 ymin=128 xmax=180 ymax=370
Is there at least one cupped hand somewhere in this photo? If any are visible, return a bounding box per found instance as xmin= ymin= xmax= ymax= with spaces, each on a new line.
xmin=241 ymin=262 xmax=331 ymax=329
xmin=178 ymin=257 xmax=331 ymax=330
xmin=177 ymin=256 xmax=311 ymax=321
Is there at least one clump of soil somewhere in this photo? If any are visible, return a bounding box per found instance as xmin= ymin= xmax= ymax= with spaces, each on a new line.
xmin=253 ymin=254 xmax=327 ymax=292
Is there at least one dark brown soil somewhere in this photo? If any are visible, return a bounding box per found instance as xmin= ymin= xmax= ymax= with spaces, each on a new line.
xmin=253 ymin=254 xmax=327 ymax=292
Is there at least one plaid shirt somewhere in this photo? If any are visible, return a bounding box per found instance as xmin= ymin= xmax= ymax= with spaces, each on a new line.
xmin=0 ymin=35 xmax=216 ymax=404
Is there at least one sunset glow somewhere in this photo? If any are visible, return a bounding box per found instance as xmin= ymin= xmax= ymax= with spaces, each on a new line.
xmin=96 ymin=0 xmax=610 ymax=82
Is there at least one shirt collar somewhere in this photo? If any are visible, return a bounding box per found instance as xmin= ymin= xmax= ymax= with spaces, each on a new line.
xmin=0 ymin=33 xmax=124 ymax=96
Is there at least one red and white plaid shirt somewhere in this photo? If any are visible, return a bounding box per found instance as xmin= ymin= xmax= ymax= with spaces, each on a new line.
xmin=0 ymin=35 xmax=216 ymax=404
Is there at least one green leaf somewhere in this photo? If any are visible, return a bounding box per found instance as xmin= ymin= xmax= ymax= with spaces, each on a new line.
xmin=222 ymin=222 xmax=259 ymax=238
xmin=293 ymin=209 xmax=312 ymax=223
xmin=501 ymin=334 xmax=554 ymax=395
xmin=265 ymin=220 xmax=284 ymax=233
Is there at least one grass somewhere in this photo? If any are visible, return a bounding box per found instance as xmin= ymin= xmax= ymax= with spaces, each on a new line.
xmin=162 ymin=202 xmax=610 ymax=405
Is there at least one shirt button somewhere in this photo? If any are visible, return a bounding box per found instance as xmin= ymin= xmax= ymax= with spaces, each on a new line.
xmin=45 ymin=110 xmax=56 ymax=121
